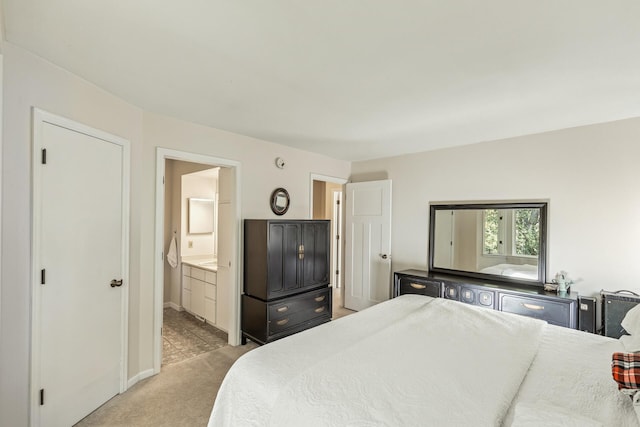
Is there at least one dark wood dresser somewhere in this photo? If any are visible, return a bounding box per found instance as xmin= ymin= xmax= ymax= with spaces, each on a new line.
xmin=242 ymin=219 xmax=332 ymax=344
xmin=394 ymin=269 xmax=579 ymax=329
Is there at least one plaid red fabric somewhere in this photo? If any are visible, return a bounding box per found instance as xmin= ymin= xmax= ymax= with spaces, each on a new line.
xmin=612 ymin=352 xmax=640 ymax=390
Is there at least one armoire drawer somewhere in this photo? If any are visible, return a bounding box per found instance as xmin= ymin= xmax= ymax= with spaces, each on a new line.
xmin=269 ymin=288 xmax=330 ymax=319
xmin=269 ymin=304 xmax=330 ymax=335
xmin=269 ymin=288 xmax=331 ymax=334
xmin=500 ymin=294 xmax=571 ymax=327
xmin=242 ymin=287 xmax=332 ymax=345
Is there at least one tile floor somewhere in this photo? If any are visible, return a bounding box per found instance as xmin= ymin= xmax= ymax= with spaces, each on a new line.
xmin=162 ymin=308 xmax=228 ymax=366
xmin=164 ymin=288 xmax=353 ymax=366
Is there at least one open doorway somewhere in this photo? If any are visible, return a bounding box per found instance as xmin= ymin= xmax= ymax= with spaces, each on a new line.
xmin=310 ymin=175 xmax=354 ymax=320
xmin=154 ymin=149 xmax=241 ymax=374
xmin=161 ymin=162 xmax=228 ymax=366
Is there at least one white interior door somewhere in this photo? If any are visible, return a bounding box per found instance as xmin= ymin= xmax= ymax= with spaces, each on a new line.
xmin=32 ymin=111 xmax=128 ymax=427
xmin=344 ymin=180 xmax=392 ymax=311
xmin=433 ymin=210 xmax=454 ymax=268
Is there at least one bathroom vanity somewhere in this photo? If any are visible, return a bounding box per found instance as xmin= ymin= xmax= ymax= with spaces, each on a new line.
xmin=181 ymin=260 xmax=218 ymax=326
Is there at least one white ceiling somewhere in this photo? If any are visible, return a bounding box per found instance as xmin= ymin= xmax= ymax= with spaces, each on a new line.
xmin=3 ymin=1 xmax=640 ymax=161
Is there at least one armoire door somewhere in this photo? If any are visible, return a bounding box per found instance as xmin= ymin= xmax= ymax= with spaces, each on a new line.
xmin=301 ymin=222 xmax=330 ymax=288
xmin=267 ymin=222 xmax=302 ymax=298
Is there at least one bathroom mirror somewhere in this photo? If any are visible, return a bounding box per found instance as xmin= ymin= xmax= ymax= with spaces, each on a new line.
xmin=270 ymin=188 xmax=290 ymax=216
xmin=188 ymin=198 xmax=214 ymax=234
xmin=429 ymin=202 xmax=547 ymax=286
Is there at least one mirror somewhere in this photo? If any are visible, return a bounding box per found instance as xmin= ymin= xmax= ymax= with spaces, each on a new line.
xmin=270 ymin=188 xmax=290 ymax=216
xmin=429 ymin=202 xmax=547 ymax=286
xmin=188 ymin=198 xmax=214 ymax=234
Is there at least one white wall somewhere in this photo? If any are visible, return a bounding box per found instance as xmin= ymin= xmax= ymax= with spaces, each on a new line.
xmin=351 ymin=118 xmax=640 ymax=298
xmin=0 ymin=42 xmax=145 ymax=426
xmin=0 ymin=42 xmax=351 ymax=426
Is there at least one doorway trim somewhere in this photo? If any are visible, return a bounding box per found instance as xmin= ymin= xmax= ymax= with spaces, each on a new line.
xmin=154 ymin=148 xmax=242 ymax=374
xmin=31 ymin=108 xmax=131 ymax=425
xmin=332 ymin=190 xmax=343 ymax=289
xmin=309 ymin=173 xmax=348 ymax=300
xmin=309 ymin=174 xmax=348 ymax=218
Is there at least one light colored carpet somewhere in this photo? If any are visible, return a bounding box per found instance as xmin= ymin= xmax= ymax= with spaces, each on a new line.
xmin=76 ymin=293 xmax=354 ymax=426
xmin=75 ymin=343 xmax=257 ymax=427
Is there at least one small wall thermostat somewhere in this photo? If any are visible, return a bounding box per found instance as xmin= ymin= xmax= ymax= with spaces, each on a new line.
xmin=275 ymin=157 xmax=285 ymax=169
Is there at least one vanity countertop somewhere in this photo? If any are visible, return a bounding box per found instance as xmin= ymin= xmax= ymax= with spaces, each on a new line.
xmin=182 ymin=257 xmax=217 ymax=272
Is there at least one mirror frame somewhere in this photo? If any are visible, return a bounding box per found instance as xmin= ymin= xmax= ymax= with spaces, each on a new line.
xmin=428 ymin=201 xmax=547 ymax=287
xmin=270 ymin=187 xmax=290 ymax=216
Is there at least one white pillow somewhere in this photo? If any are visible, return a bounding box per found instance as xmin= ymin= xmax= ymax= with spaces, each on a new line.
xmin=622 ymin=303 xmax=640 ymax=335
xmin=511 ymin=401 xmax=603 ymax=427
xmin=620 ymin=334 xmax=640 ymax=352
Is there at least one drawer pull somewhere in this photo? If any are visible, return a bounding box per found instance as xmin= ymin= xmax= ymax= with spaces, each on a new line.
xmin=410 ymin=283 xmax=427 ymax=290
xmin=276 ymin=318 xmax=289 ymax=326
xmin=276 ymin=306 xmax=288 ymax=313
xmin=314 ymin=296 xmax=326 ymax=302
xmin=314 ymin=307 xmax=326 ymax=313
xmin=522 ymin=303 xmax=544 ymax=311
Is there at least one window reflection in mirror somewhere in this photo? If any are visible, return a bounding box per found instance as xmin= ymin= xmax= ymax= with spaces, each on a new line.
xmin=430 ymin=202 xmax=547 ymax=285
xmin=482 ymin=209 xmax=539 ymax=257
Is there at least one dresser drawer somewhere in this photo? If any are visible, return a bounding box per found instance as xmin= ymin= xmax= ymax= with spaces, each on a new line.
xmin=500 ymin=294 xmax=571 ymax=327
xmin=398 ymin=277 xmax=441 ymax=297
xmin=269 ymin=288 xmax=330 ymax=319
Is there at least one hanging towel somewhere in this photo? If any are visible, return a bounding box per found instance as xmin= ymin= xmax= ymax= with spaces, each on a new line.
xmin=167 ymin=236 xmax=178 ymax=268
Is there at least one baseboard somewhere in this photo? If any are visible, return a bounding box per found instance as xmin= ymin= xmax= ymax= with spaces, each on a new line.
xmin=164 ymin=301 xmax=182 ymax=311
xmin=127 ymin=368 xmax=155 ymax=389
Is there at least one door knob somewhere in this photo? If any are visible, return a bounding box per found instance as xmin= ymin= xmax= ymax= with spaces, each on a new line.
xmin=110 ymin=279 xmax=123 ymax=288
xmin=380 ymin=254 xmax=389 ymax=260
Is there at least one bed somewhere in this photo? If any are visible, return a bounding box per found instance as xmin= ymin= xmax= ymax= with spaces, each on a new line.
xmin=209 ymin=295 xmax=640 ymax=426
xmin=480 ymin=263 xmax=539 ymax=280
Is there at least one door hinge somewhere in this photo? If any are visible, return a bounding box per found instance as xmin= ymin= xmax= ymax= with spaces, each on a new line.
xmin=336 ymin=269 xmax=339 ymax=275
xmin=41 ymin=149 xmax=47 ymax=165
xmin=40 ymin=388 xmax=45 ymax=405
xmin=41 ymin=269 xmax=46 ymax=285
xmin=162 ymin=176 xmax=165 ymax=185
xmin=336 ymin=235 xmax=340 ymax=240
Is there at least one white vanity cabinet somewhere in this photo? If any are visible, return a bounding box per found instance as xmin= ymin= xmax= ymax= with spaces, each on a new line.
xmin=182 ymin=264 xmax=217 ymax=325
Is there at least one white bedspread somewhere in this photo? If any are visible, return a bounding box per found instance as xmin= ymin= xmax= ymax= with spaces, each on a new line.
xmin=480 ymin=263 xmax=538 ymax=280
xmin=210 ymin=295 xmax=640 ymax=427
xmin=210 ymin=296 xmax=545 ymax=427
xmin=503 ymin=323 xmax=639 ymax=427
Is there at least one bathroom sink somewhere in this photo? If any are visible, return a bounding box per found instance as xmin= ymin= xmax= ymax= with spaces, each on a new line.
xmin=198 ymin=261 xmax=217 ymax=267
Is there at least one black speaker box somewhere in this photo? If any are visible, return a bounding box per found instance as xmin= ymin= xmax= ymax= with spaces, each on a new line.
xmin=601 ymin=290 xmax=640 ymax=338
xmin=578 ymin=296 xmax=596 ymax=334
